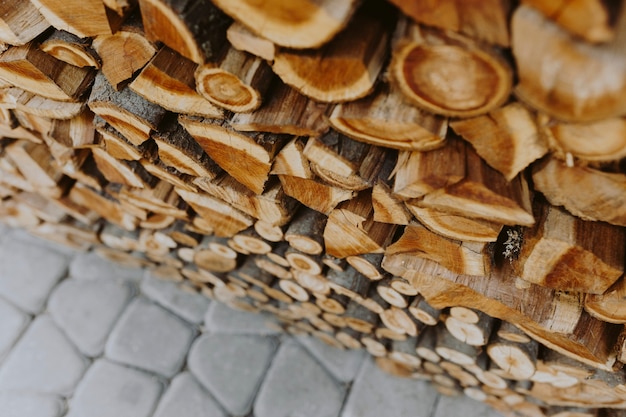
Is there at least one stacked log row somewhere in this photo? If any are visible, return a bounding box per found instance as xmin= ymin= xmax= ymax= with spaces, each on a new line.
xmin=1 ymin=1 xmax=626 ymax=415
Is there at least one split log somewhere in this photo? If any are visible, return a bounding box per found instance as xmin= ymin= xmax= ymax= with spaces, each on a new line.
xmin=390 ymin=21 xmax=512 ymax=117
xmin=271 ymin=137 xmax=313 ymax=179
xmin=545 ymin=117 xmax=626 ymax=163
xmin=0 ymin=43 xmax=95 ymax=102
xmin=515 ymin=200 xmax=625 ymax=294
xmin=195 ymin=46 xmax=273 ymax=113
xmin=91 ymin=12 xmax=157 ymax=90
xmin=271 ymin=1 xmax=394 ymax=102
xmin=487 ymin=336 xmax=539 ymax=380
xmin=211 ymin=0 xmax=360 ymax=49
xmin=371 ymin=181 xmax=412 ymax=225
xmin=151 ymin=116 xmax=221 ymax=178
xmin=117 ymin=180 xmax=188 ymax=219
xmin=138 ymin=0 xmax=232 ymax=64
xmin=129 ymin=46 xmax=223 ymax=118
xmin=174 ymin=187 xmax=253 ymax=237
xmin=4 ymin=140 xmax=65 ymax=195
xmin=386 ymin=222 xmax=490 ymax=277
xmin=521 ymin=0 xmax=619 ymax=43
xmin=92 ymin=148 xmax=155 ymax=189
xmin=97 ymin=120 xmax=155 ymax=161
xmin=532 ymin=157 xmax=626 ymax=227
xmin=194 ymin=175 xmax=297 ymax=226
xmin=512 ymin=5 xmax=626 ymax=122
xmin=450 ymin=102 xmax=548 ymax=181
xmin=324 ymin=190 xmax=396 ymax=259
xmin=345 ymin=253 xmax=385 ymax=281
xmin=0 ymin=0 xmax=49 ymax=46
xmin=226 ymin=21 xmax=275 ymax=61
xmin=385 ymin=253 xmax=622 ymax=371
xmin=40 ymin=30 xmax=101 ymax=68
xmin=179 ymin=116 xmax=288 ymax=194
xmin=231 ymin=80 xmax=331 ymax=137
xmin=418 ymin=147 xmax=535 ymax=227
xmin=392 ymin=137 xmax=466 ymax=200
xmin=89 ymin=72 xmax=167 ymax=146
xmin=406 ymin=204 xmax=503 ymax=243
xmin=585 ymin=278 xmax=626 ymax=324
xmin=47 ymin=110 xmax=96 ymax=149
xmin=0 ymin=88 xmax=84 ymax=121
xmin=330 ymin=82 xmax=447 ymax=151
xmin=30 ymin=0 xmax=114 ymax=37
xmin=69 ymin=183 xmax=138 ymax=231
xmin=387 ymin=0 xmax=511 ymax=46
xmin=278 ymin=174 xmax=355 ymax=215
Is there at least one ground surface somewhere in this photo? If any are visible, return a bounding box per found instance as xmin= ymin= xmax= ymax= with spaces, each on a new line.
xmin=0 ymin=224 xmax=504 ymax=417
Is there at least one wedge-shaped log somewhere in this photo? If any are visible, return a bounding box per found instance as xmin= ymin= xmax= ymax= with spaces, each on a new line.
xmin=387 ymin=0 xmax=511 ymax=46
xmin=272 ymin=1 xmax=393 ymax=102
xmin=30 ymin=0 xmax=114 ymax=37
xmin=40 ymin=30 xmax=101 ymax=68
xmin=324 ymin=190 xmax=396 ymax=259
xmin=89 ymin=72 xmax=167 ymax=146
xmin=515 ymin=200 xmax=625 ymax=295
xmin=179 ymin=115 xmax=288 ymax=194
xmin=0 ymin=1 xmax=49 ymax=46
xmin=212 ymin=0 xmax=360 ymax=49
xmin=92 ymin=12 xmax=157 ymax=90
xmin=330 ymin=82 xmax=447 ymax=151
xmin=532 ymin=157 xmax=626 ymax=227
xmin=138 ymin=0 xmax=231 ymax=64
xmin=0 ymin=43 xmax=94 ymax=102
xmin=385 ymin=222 xmax=490 ymax=277
xmin=451 ymin=102 xmax=548 ymax=181
xmin=419 ymin=147 xmax=535 ymax=226
xmin=390 ymin=21 xmax=512 ymax=117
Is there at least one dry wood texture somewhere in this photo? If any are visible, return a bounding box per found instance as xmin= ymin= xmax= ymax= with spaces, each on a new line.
xmin=2 ymin=2 xmax=626 ymax=416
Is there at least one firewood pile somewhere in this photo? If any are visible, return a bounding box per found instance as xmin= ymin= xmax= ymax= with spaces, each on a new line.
xmin=2 ymin=0 xmax=626 ymax=415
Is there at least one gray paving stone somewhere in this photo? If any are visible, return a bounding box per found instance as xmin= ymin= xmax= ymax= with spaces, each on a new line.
xmin=254 ymin=339 xmax=346 ymax=417
xmin=204 ymin=300 xmax=282 ymax=335
xmin=48 ymin=277 xmax=134 ymax=357
xmin=433 ymin=391 xmax=504 ymax=417
xmin=297 ymin=335 xmax=366 ymax=383
xmin=105 ymin=297 xmax=195 ymax=378
xmin=0 ymin=315 xmax=87 ymax=395
xmin=188 ymin=333 xmax=278 ymax=416
xmin=0 ymin=296 xmax=30 ymax=361
xmin=341 ymin=356 xmax=440 ymax=417
xmin=0 ymin=392 xmax=66 ymax=417
xmin=66 ymin=359 xmax=163 ymax=417
xmin=69 ymin=251 xmax=144 ymax=283
xmin=153 ymin=372 xmax=228 ymax=417
xmin=0 ymin=240 xmax=68 ymax=314
xmin=141 ymin=273 xmax=210 ymax=324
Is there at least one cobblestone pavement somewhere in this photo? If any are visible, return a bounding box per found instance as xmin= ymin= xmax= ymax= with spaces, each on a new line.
xmin=0 ymin=224 xmax=504 ymax=417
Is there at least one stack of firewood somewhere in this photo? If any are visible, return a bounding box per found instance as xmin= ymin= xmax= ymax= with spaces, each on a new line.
xmin=1 ymin=0 xmax=626 ymax=415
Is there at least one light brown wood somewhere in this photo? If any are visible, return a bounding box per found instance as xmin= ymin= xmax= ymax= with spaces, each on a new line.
xmin=211 ymin=0 xmax=360 ymax=49
xmin=512 ymin=5 xmax=626 ymax=122
xmin=450 ymin=103 xmax=549 ymax=181
xmin=30 ymin=0 xmax=113 ymax=37
xmin=515 ymin=200 xmax=625 ymax=294
xmin=40 ymin=30 xmax=101 ymax=68
xmin=272 ymin=2 xmax=392 ymax=102
xmin=179 ymin=115 xmax=287 ymax=195
xmin=0 ymin=0 xmax=49 ymax=46
xmin=390 ymin=22 xmax=512 ymax=117
xmin=532 ymin=157 xmax=626 ymax=227
xmin=487 ymin=336 xmax=539 ymax=380
xmin=278 ymin=174 xmax=355 ymax=216
xmin=226 ymin=21 xmax=275 ymax=61
xmin=138 ymin=0 xmax=231 ymax=64
xmin=0 ymin=42 xmax=95 ymax=102
xmin=92 ymin=12 xmax=157 ymax=90
xmin=129 ymin=46 xmax=223 ymax=118
xmin=330 ymin=82 xmax=448 ymax=151
xmin=388 ymin=0 xmax=511 ymax=46
xmin=231 ymin=80 xmax=331 ymax=137
xmin=371 ymin=181 xmax=412 ymax=226
xmin=284 ymin=208 xmax=326 ymax=255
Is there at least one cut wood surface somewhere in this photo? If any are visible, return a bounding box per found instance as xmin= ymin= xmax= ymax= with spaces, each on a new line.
xmin=1 ymin=1 xmax=626 ymax=415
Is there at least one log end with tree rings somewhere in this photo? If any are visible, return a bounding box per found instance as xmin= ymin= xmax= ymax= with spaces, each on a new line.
xmin=195 ymin=66 xmax=262 ymax=113
xmin=392 ymin=42 xmax=512 ymax=118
